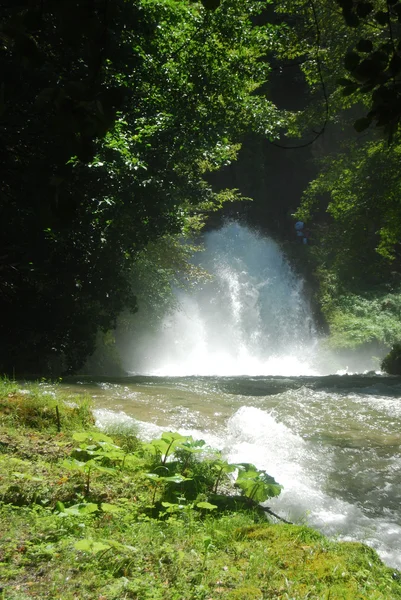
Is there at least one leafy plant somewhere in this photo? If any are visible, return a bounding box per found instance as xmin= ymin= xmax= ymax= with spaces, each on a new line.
xmin=56 ymin=502 xmax=99 ymax=517
xmin=142 ymin=433 xmax=281 ymax=512
xmin=63 ymin=432 xmax=124 ymax=495
xmin=145 ymin=472 xmax=193 ymax=505
xmin=235 ymin=463 xmax=282 ymax=503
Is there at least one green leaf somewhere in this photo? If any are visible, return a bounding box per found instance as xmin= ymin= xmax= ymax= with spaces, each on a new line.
xmin=63 ymin=503 xmax=99 ymax=516
xmin=203 ymin=536 xmax=213 ymax=551
xmin=75 ymin=539 xmax=111 ymax=553
xmin=63 ymin=459 xmax=87 ymax=470
xmin=100 ymin=503 xmax=123 ymax=513
xmin=160 ymin=432 xmax=188 ymax=445
xmin=91 ymin=432 xmax=116 ymax=443
xmin=374 ymin=11 xmax=388 ymax=26
xmin=180 ymin=438 xmax=206 ymax=453
xmin=223 ymin=462 xmax=243 ymax=473
xmin=145 ymin=472 xmax=161 ymax=481
xmin=92 ymin=464 xmax=117 ymax=475
xmin=161 ymin=474 xmax=191 ymax=483
xmin=55 ymin=501 xmax=65 ymax=513
xmin=196 ymin=501 xmax=218 ymax=511
xmin=354 ymin=117 xmax=371 ymax=132
xmin=12 ymin=472 xmax=43 ymax=481
xmin=344 ymin=51 xmax=360 ymax=71
xmin=235 ymin=464 xmax=282 ymax=502
xmin=235 ymin=462 xmax=257 ymax=472
xmin=72 ymin=432 xmax=115 ymax=444
xmin=72 ymin=432 xmax=90 ymax=442
xmin=356 ymin=3 xmax=374 ymax=18
xmin=356 ymin=39 xmax=373 ymax=53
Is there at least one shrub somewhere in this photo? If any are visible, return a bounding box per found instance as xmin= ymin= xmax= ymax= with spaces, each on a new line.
xmin=381 ymin=343 xmax=401 ymax=374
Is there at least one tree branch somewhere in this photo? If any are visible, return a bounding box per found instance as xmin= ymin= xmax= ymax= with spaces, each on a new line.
xmin=261 ymin=505 xmax=293 ymax=524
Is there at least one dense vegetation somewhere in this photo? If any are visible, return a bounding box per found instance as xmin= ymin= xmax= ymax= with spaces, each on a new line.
xmin=269 ymin=0 xmax=401 ymax=364
xmin=0 ymin=0 xmax=278 ymax=375
xmin=2 ymin=0 xmax=401 ymax=373
xmin=1 ymin=379 xmax=400 ymax=599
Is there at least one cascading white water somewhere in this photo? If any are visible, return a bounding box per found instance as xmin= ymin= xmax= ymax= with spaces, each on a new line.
xmin=130 ymin=222 xmax=319 ymax=376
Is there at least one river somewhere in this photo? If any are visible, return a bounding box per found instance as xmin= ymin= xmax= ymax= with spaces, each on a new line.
xmin=61 ymin=374 xmax=401 ymax=570
xmin=65 ymin=223 xmax=401 ymax=570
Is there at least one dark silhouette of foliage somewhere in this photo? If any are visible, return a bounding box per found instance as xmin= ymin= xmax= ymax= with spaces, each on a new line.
xmin=335 ymin=0 xmax=401 ymax=140
xmin=381 ymin=342 xmax=401 ymax=373
xmin=0 ymin=0 xmax=275 ymax=374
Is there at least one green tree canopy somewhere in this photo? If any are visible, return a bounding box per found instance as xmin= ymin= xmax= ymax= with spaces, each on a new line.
xmin=0 ymin=0 xmax=279 ymax=374
xmin=272 ymin=0 xmax=401 ymax=352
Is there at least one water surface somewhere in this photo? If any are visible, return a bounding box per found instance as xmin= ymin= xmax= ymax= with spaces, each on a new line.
xmin=63 ymin=373 xmax=401 ymax=570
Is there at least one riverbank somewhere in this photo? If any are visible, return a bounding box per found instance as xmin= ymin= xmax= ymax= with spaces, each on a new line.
xmin=1 ymin=379 xmax=400 ymax=600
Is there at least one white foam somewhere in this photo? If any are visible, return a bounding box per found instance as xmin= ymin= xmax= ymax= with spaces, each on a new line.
xmin=223 ymin=406 xmax=401 ymax=570
xmin=94 ymin=408 xmax=163 ymax=441
xmin=126 ymin=223 xmax=319 ymax=376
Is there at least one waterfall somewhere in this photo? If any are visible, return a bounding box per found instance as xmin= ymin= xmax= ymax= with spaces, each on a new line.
xmin=128 ymin=222 xmax=319 ymax=376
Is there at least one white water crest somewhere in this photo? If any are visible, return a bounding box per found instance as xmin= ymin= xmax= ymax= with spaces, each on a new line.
xmin=130 ymin=222 xmax=319 ymax=376
xmin=224 ymin=405 xmax=401 ymax=570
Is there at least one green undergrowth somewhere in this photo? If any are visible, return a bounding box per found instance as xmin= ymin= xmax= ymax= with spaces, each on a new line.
xmin=0 ymin=379 xmax=400 ymax=600
xmin=322 ymin=289 xmax=401 ymax=351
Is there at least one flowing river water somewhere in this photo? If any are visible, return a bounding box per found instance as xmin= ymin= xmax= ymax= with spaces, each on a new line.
xmin=64 ymin=224 xmax=401 ymax=570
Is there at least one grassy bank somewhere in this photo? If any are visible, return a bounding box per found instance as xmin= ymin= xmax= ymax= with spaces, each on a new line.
xmin=0 ymin=379 xmax=400 ymax=600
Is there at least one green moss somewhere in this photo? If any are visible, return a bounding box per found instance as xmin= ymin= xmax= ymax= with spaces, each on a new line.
xmin=225 ymin=587 xmax=263 ymax=599
xmin=0 ymin=378 xmax=94 ymax=432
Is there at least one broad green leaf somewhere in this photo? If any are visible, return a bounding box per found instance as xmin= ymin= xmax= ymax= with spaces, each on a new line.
xmin=13 ymin=472 xmax=43 ymax=481
xmin=63 ymin=459 xmax=87 ymax=470
xmin=161 ymin=474 xmax=191 ymax=483
xmin=236 ymin=462 xmax=257 ymax=473
xmin=63 ymin=503 xmax=99 ymax=516
xmin=55 ymin=501 xmax=65 ymax=513
xmin=222 ymin=462 xmax=242 ymax=474
xmin=72 ymin=432 xmax=90 ymax=442
xmin=235 ymin=464 xmax=282 ymax=502
xmin=161 ymin=501 xmax=186 ymax=512
xmin=101 ymin=503 xmax=123 ymax=513
xmin=161 ymin=432 xmax=188 ymax=443
xmin=72 ymin=432 xmax=115 ymax=444
xmin=196 ymin=501 xmax=217 ymax=511
xmin=181 ymin=438 xmax=205 ymax=448
xmin=91 ymin=464 xmax=116 ymax=475
xmin=180 ymin=438 xmax=206 ymax=453
xmin=75 ymin=539 xmax=110 ymax=553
